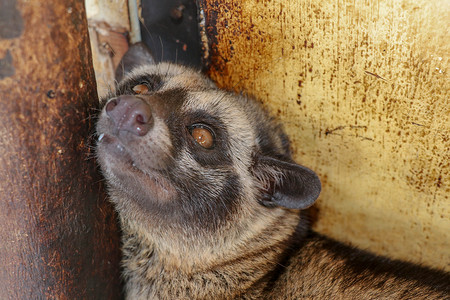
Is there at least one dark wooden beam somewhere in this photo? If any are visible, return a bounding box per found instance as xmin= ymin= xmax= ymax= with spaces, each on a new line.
xmin=0 ymin=0 xmax=122 ymax=298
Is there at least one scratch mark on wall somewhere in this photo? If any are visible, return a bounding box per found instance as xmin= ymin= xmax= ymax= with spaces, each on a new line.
xmin=364 ymin=70 xmax=388 ymax=82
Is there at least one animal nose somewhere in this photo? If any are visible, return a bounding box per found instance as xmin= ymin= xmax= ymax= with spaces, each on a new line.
xmin=105 ymin=95 xmax=153 ymax=136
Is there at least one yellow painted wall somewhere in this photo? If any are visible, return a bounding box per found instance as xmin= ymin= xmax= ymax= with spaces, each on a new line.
xmin=201 ymin=0 xmax=449 ymax=270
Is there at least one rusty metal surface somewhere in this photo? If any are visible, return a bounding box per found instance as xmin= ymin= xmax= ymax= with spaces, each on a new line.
xmin=200 ymin=0 xmax=449 ymax=270
xmin=0 ymin=0 xmax=122 ymax=298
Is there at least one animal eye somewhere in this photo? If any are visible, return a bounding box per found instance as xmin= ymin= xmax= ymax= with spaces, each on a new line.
xmin=189 ymin=124 xmax=215 ymax=149
xmin=132 ymin=83 xmax=149 ymax=94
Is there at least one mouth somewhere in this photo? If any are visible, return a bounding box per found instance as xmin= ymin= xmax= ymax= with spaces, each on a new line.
xmin=97 ymin=131 xmax=177 ymax=205
xmin=97 ymin=132 xmax=140 ymax=169
xmin=97 ymin=131 xmax=166 ymax=177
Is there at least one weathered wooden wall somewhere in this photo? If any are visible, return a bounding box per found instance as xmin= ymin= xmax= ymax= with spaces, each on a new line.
xmin=86 ymin=0 xmax=130 ymax=97
xmin=200 ymin=0 xmax=449 ymax=270
xmin=0 ymin=0 xmax=122 ymax=298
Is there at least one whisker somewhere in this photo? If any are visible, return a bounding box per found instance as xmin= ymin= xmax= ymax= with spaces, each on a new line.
xmin=158 ymin=35 xmax=164 ymax=62
xmin=93 ymin=177 xmax=107 ymax=185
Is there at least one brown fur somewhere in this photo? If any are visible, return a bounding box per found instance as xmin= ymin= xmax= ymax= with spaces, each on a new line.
xmin=96 ymin=63 xmax=449 ymax=299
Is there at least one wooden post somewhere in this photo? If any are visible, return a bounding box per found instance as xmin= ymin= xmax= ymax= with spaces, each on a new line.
xmin=0 ymin=0 xmax=122 ymax=298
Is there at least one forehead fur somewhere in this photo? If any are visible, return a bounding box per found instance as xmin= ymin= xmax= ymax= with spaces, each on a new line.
xmin=126 ymin=62 xmax=216 ymax=91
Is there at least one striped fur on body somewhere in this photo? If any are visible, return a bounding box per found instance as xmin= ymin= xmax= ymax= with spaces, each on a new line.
xmin=96 ymin=63 xmax=449 ymax=299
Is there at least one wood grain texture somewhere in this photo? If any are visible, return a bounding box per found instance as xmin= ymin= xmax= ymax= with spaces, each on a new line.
xmin=200 ymin=0 xmax=449 ymax=271
xmin=0 ymin=0 xmax=122 ymax=298
xmin=86 ymin=0 xmax=130 ymax=98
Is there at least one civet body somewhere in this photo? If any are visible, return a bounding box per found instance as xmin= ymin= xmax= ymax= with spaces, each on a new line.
xmin=96 ymin=63 xmax=449 ymax=299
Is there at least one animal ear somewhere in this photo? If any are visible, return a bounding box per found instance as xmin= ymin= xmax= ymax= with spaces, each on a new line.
xmin=115 ymin=42 xmax=156 ymax=82
xmin=252 ymin=156 xmax=321 ymax=210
